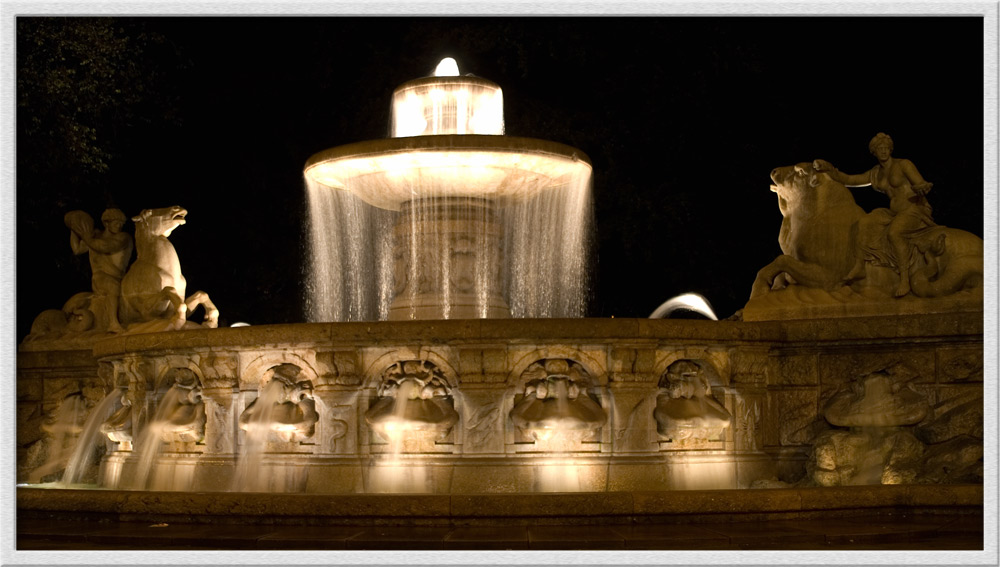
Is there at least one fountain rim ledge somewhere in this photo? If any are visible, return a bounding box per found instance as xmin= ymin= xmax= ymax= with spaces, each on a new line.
xmin=16 ymin=484 xmax=984 ymax=523
xmin=80 ymin=313 xmax=985 ymax=359
xmin=304 ymin=134 xmax=592 ymax=173
xmin=393 ymin=73 xmax=502 ymax=92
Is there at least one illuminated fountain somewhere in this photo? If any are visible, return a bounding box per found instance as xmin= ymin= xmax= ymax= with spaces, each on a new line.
xmin=15 ymin=59 xmax=982 ymax=522
xmin=303 ymin=57 xmax=593 ymax=321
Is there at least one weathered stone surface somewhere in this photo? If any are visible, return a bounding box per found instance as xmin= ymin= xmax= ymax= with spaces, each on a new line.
xmin=731 ymin=392 xmax=765 ymax=452
xmin=916 ymin=400 xmax=983 ymax=444
xmin=201 ymin=389 xmax=238 ymax=454
xmin=451 ymin=492 xmax=632 ymax=517
xmin=608 ymin=388 xmax=658 ymax=453
xmin=457 ymin=390 xmax=506 ymax=454
xmin=16 ymin=403 xmax=46 ymax=447
xmin=823 ymin=366 xmax=930 ymax=427
xmin=770 ymin=389 xmax=820 ymax=446
xmin=730 ymin=348 xmax=770 ymax=385
xmin=773 ymin=354 xmax=817 ymax=386
xmin=937 ymin=347 xmax=984 ymax=382
xmin=917 ymin=435 xmax=983 ymax=484
xmin=200 ymin=353 xmax=239 ymax=389
xmin=17 ymin=377 xmax=43 ymax=402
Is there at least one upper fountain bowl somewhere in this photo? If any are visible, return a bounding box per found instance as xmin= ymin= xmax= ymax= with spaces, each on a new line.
xmin=304 ymin=135 xmax=592 ymax=211
xmin=304 ymin=66 xmax=592 ymax=211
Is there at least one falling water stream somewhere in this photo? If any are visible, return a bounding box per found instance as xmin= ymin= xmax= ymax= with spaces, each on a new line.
xmin=232 ymin=379 xmax=305 ymax=492
xmin=369 ymin=380 xmax=431 ymax=493
xmin=60 ymin=388 xmax=124 ymax=486
xmin=130 ymin=385 xmax=201 ymax=490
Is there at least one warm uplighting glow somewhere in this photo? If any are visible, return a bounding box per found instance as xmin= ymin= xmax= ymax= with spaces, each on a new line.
xmin=671 ymin=459 xmax=735 ymax=490
xmin=390 ymin=75 xmax=504 ymax=137
xmin=649 ymin=292 xmax=718 ymax=320
xmin=434 ymin=57 xmax=460 ymax=77
xmin=306 ymin=146 xmax=590 ymax=210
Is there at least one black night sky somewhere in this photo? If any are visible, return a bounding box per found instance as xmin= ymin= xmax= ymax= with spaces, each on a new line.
xmin=14 ymin=16 xmax=987 ymax=338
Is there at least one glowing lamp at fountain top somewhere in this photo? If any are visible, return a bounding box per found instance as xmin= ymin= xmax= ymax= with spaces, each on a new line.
xmin=391 ymin=60 xmax=504 ymax=137
xmin=434 ymin=57 xmax=460 ymax=77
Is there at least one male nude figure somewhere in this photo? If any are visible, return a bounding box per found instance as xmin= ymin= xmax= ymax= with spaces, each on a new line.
xmin=68 ymin=208 xmax=133 ymax=332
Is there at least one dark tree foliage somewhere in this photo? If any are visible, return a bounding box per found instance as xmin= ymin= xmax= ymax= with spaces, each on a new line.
xmin=17 ymin=17 xmax=182 ymax=196
xmin=16 ymin=18 xmax=187 ymax=337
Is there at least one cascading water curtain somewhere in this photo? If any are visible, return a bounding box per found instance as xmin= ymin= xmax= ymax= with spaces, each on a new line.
xmin=304 ymin=178 xmax=394 ymax=322
xmin=306 ymin=169 xmax=592 ymax=321
xmin=505 ymin=170 xmax=593 ymax=318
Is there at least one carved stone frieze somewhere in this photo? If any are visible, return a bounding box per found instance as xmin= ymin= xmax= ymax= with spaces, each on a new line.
xmin=509 ymin=358 xmax=606 ymax=443
xmin=654 ymin=360 xmax=732 ymax=445
xmin=365 ymin=360 xmax=459 ymax=446
xmin=199 ymin=353 xmax=239 ymax=389
xmin=239 ymin=363 xmax=320 ymax=444
xmin=937 ymin=347 xmax=984 ymax=383
xmin=823 ymin=363 xmax=929 ymax=428
xmin=734 ymin=393 xmax=764 ymax=452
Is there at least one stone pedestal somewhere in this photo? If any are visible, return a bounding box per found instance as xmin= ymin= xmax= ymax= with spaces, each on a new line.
xmin=389 ymin=197 xmax=509 ymax=320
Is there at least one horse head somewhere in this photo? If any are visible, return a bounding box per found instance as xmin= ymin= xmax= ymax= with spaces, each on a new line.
xmin=132 ymin=206 xmax=188 ymax=239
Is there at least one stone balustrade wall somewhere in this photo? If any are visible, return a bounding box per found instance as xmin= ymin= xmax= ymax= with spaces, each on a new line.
xmin=16 ymin=313 xmax=982 ymax=491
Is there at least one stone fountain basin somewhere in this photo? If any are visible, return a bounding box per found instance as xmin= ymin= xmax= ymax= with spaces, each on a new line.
xmin=304 ymin=134 xmax=592 ymax=210
xmin=16 ymin=312 xmax=983 ymax=493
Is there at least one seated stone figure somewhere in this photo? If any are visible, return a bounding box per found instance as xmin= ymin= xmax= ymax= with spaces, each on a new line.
xmin=24 ymin=205 xmax=221 ymax=345
xmin=748 ymin=147 xmax=982 ymax=316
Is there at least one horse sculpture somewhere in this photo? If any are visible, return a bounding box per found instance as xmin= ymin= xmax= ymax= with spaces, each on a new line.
xmin=750 ymin=162 xmax=983 ymax=301
xmin=119 ymin=206 xmax=219 ymax=331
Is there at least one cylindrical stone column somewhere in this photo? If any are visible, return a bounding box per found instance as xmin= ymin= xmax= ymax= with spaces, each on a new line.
xmin=389 ymin=197 xmax=510 ymax=320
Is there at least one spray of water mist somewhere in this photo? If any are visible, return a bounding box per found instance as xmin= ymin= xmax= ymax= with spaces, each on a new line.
xmin=27 ymin=393 xmax=89 ymax=484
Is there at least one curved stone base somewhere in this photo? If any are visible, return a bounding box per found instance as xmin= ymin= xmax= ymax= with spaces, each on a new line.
xmin=16 ymin=484 xmax=984 ymax=527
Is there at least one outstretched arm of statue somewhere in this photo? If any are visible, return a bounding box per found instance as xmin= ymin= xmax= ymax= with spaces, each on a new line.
xmin=900 ymin=159 xmax=933 ymax=195
xmin=81 ymin=232 xmax=132 ymax=254
xmin=812 ymin=160 xmax=873 ymax=187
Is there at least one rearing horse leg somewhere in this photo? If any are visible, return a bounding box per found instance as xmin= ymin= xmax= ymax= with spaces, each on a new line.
xmin=184 ymin=291 xmax=219 ymax=328
xmin=161 ymin=286 xmax=187 ymax=330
